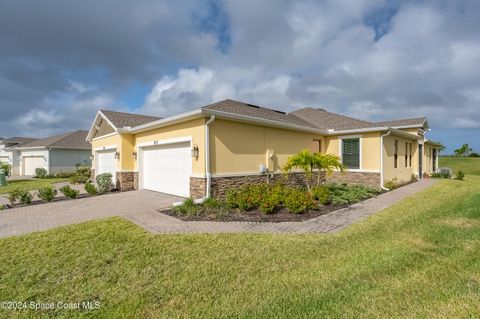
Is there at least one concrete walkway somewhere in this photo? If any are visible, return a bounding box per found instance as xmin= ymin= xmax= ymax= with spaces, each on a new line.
xmin=126 ymin=179 xmax=438 ymax=234
xmin=0 ymin=190 xmax=182 ymax=238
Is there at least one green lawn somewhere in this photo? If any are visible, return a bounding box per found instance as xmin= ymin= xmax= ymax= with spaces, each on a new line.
xmin=1 ymin=177 xmax=480 ymax=318
xmin=439 ymin=156 xmax=480 ymax=175
xmin=0 ymin=178 xmax=70 ymax=194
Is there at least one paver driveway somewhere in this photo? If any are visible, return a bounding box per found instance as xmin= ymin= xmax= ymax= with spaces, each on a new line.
xmin=0 ymin=190 xmax=182 ymax=238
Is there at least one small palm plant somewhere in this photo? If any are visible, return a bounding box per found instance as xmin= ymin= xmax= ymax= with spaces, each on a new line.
xmin=283 ymin=149 xmax=343 ymax=192
xmin=314 ymin=153 xmax=344 ymax=185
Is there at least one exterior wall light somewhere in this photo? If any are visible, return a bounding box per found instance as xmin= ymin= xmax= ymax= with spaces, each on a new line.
xmin=132 ymin=152 xmax=137 ymax=160
xmin=114 ymin=152 xmax=120 ymax=160
xmin=191 ymin=145 xmax=199 ymax=158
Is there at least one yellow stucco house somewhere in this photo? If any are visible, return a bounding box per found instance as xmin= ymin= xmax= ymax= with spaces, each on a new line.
xmin=86 ymin=99 xmax=441 ymax=199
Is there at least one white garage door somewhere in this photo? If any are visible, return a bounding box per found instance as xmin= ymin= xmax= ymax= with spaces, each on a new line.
xmin=96 ymin=150 xmax=117 ymax=177
xmin=141 ymin=142 xmax=191 ymax=197
xmin=23 ymin=156 xmax=47 ymax=176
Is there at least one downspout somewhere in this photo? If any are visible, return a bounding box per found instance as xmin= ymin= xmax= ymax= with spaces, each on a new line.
xmin=380 ymin=129 xmax=392 ymax=191
xmin=195 ymin=115 xmax=216 ymax=204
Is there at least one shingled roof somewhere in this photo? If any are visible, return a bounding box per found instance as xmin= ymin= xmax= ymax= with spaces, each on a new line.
xmin=374 ymin=117 xmax=427 ymax=128
xmin=19 ymin=130 xmax=90 ymax=150
xmin=290 ymin=107 xmax=374 ymax=130
xmin=201 ymin=99 xmax=319 ymax=129
xmin=100 ymin=110 xmax=161 ymax=128
xmin=2 ymin=137 xmax=38 ymax=146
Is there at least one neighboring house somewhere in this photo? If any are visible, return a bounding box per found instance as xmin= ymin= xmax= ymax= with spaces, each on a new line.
xmin=0 ymin=130 xmax=91 ymax=176
xmin=87 ymin=99 xmax=442 ymax=198
xmin=0 ymin=137 xmax=38 ymax=175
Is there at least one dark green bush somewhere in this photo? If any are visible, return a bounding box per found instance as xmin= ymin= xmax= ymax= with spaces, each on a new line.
xmin=18 ymin=189 xmax=33 ymax=204
xmin=327 ymin=183 xmax=378 ymax=205
xmin=96 ymin=173 xmax=114 ymax=193
xmin=37 ymin=186 xmax=57 ymax=202
xmin=456 ymin=170 xmax=465 ymax=180
xmin=7 ymin=188 xmax=21 ymax=206
xmin=35 ymin=168 xmax=48 ymax=179
xmin=60 ymin=185 xmax=79 ymax=199
xmin=284 ymin=188 xmax=315 ymax=214
xmin=312 ymin=186 xmax=332 ymax=205
xmin=84 ymin=182 xmax=98 ymax=195
xmin=0 ymin=162 xmax=11 ymax=177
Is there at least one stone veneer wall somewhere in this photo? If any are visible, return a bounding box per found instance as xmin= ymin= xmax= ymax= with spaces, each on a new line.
xmin=116 ymin=172 xmax=138 ymax=191
xmin=190 ymin=177 xmax=207 ymax=199
xmin=190 ymin=172 xmax=324 ymax=199
xmin=326 ymin=171 xmax=381 ymax=189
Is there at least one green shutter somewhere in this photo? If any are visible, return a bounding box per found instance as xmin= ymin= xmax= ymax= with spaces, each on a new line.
xmin=342 ymin=139 xmax=360 ymax=169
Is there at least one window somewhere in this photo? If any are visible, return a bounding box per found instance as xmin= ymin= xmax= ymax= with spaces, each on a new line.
xmin=342 ymin=138 xmax=360 ymax=169
xmin=409 ymin=143 xmax=412 ymax=167
xmin=405 ymin=142 xmax=408 ymax=167
xmin=394 ymin=140 xmax=398 ymax=168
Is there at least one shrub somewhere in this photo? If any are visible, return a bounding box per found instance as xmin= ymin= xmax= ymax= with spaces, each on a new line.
xmin=84 ymin=182 xmax=98 ymax=195
xmin=284 ymin=188 xmax=315 ymax=214
xmin=37 ymin=186 xmax=57 ymax=202
xmin=60 ymin=185 xmax=79 ymax=199
xmin=0 ymin=162 xmax=11 ymax=177
xmin=312 ymin=186 xmax=332 ymax=205
xmin=203 ymin=197 xmax=221 ymax=209
xmin=468 ymin=152 xmax=480 ymax=157
xmin=18 ymin=189 xmax=33 ymax=204
xmin=229 ymin=185 xmax=265 ymax=211
xmin=456 ymin=170 xmax=465 ymax=181
xmin=174 ymin=198 xmax=199 ymax=215
xmin=35 ymin=168 xmax=48 ymax=179
xmin=259 ymin=196 xmax=278 ymax=214
xmin=96 ymin=173 xmax=114 ymax=193
xmin=384 ymin=179 xmax=398 ymax=190
xmin=226 ymin=189 xmax=240 ymax=208
xmin=0 ymin=204 xmax=5 ymax=210
xmin=327 ymin=183 xmax=378 ymax=205
xmin=70 ymin=166 xmax=91 ymax=184
xmin=7 ymin=188 xmax=21 ymax=206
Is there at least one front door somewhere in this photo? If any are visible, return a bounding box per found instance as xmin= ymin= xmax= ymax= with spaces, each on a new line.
xmin=418 ymin=144 xmax=423 ymax=179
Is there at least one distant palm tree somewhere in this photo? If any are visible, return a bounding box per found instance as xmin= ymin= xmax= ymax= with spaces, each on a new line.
xmin=454 ymin=143 xmax=473 ymax=157
xmin=283 ymin=149 xmax=343 ymax=192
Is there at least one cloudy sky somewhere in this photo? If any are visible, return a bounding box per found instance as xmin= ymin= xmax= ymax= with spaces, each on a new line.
xmin=1 ymin=0 xmax=479 ymax=153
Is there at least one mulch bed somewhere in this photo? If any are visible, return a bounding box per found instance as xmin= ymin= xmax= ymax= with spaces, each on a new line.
xmin=161 ymin=204 xmax=351 ymax=222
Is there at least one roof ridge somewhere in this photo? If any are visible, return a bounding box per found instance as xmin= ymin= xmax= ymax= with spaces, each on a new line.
xmin=100 ymin=109 xmax=161 ymax=118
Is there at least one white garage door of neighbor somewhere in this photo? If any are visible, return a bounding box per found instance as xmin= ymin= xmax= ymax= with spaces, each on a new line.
xmin=23 ymin=156 xmax=47 ymax=176
xmin=96 ymin=150 xmax=117 ymax=177
xmin=141 ymin=142 xmax=191 ymax=197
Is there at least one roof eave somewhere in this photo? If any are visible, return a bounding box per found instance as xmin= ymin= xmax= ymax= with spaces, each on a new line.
xmin=128 ymin=109 xmax=204 ymax=134
xmin=424 ymin=139 xmax=442 ymax=147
